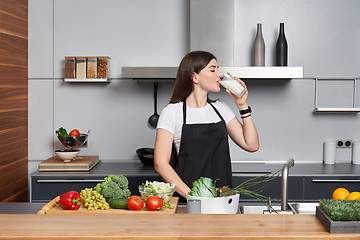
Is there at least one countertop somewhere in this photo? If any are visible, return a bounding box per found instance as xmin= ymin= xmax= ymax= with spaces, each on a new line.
xmin=30 ymin=161 xmax=360 ymax=177
xmin=0 ymin=213 xmax=360 ymax=239
xmin=1 ymin=200 xmax=359 ymax=239
xmin=0 ymin=202 xmax=44 ymax=214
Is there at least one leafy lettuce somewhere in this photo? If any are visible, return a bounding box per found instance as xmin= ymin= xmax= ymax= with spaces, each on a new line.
xmin=188 ymin=177 xmax=216 ymax=198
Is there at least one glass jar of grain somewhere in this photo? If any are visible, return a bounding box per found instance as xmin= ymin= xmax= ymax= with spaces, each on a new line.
xmin=97 ymin=56 xmax=110 ymax=79
xmin=86 ymin=57 xmax=97 ymax=79
xmin=76 ymin=57 xmax=86 ymax=79
xmin=65 ymin=57 xmax=76 ymax=79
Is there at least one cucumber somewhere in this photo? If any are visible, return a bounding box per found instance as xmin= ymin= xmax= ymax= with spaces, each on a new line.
xmin=108 ymin=198 xmax=129 ymax=209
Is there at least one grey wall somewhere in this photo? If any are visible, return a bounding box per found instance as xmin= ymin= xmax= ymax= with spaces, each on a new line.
xmin=234 ymin=0 xmax=360 ymax=77
xmin=28 ymin=0 xmax=360 ymax=175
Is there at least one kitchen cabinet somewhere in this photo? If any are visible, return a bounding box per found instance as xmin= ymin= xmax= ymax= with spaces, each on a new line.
xmin=233 ymin=176 xmax=303 ymax=201
xmin=31 ymin=176 xmax=105 ymax=202
xmin=304 ymin=176 xmax=360 ymax=200
xmin=30 ymin=161 xmax=164 ymax=202
xmin=31 ymin=175 xmax=162 ymax=202
xmin=30 ymin=162 xmax=360 ymax=202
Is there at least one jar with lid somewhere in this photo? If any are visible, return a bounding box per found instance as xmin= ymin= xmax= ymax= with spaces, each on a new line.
xmin=97 ymin=56 xmax=110 ymax=79
xmin=76 ymin=57 xmax=86 ymax=79
xmin=65 ymin=57 xmax=76 ymax=79
xmin=86 ymin=57 xmax=97 ymax=78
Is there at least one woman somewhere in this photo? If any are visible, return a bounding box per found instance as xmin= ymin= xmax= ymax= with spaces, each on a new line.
xmin=154 ymin=51 xmax=259 ymax=199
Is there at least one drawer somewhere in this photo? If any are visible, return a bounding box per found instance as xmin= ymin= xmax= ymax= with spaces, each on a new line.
xmin=304 ymin=176 xmax=360 ymax=200
xmin=31 ymin=176 xmax=106 ymax=202
xmin=31 ymin=175 xmax=163 ymax=202
xmin=232 ymin=176 xmax=304 ymax=201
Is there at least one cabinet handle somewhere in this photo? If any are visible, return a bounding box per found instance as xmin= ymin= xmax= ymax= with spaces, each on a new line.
xmin=37 ymin=179 xmax=105 ymax=183
xmin=312 ymin=179 xmax=360 ymax=183
xmin=232 ymin=172 xmax=271 ymax=176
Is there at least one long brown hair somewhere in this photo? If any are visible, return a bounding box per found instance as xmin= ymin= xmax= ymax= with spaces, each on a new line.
xmin=169 ymin=51 xmax=217 ymax=103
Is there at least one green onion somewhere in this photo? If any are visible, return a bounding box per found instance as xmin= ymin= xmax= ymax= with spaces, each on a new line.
xmin=217 ymin=169 xmax=281 ymax=201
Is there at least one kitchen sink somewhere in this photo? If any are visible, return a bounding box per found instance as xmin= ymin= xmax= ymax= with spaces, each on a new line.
xmin=239 ymin=202 xmax=319 ymax=214
xmin=239 ymin=160 xmax=319 ymax=215
xmin=288 ymin=202 xmax=319 ymax=214
xmin=239 ymin=203 xmax=293 ymax=214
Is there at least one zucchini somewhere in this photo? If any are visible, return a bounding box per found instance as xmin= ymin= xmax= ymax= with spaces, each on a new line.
xmin=108 ymin=198 xmax=129 ymax=209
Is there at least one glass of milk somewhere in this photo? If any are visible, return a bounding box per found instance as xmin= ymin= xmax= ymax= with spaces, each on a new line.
xmin=220 ymin=72 xmax=247 ymax=98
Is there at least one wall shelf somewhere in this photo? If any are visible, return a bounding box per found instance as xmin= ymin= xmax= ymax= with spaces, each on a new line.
xmin=313 ymin=78 xmax=359 ymax=113
xmin=219 ymin=67 xmax=303 ymax=79
xmin=64 ymin=56 xmax=110 ymax=83
xmin=122 ymin=67 xmax=177 ymax=79
xmin=121 ymin=66 xmax=304 ymax=79
xmin=64 ymin=78 xmax=110 ymax=83
xmin=313 ymin=108 xmax=360 ymax=113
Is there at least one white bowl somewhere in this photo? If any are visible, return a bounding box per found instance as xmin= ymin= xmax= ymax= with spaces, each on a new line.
xmin=186 ymin=193 xmax=240 ymax=214
xmin=55 ymin=149 xmax=80 ymax=162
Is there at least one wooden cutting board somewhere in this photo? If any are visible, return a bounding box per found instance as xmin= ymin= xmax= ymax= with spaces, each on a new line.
xmin=38 ymin=155 xmax=99 ymax=171
xmin=38 ymin=196 xmax=178 ymax=214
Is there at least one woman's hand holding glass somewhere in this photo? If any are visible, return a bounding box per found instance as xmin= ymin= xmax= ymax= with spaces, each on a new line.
xmin=224 ymin=76 xmax=249 ymax=110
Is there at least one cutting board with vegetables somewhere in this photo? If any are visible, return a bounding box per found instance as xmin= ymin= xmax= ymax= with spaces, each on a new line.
xmin=38 ymin=196 xmax=179 ymax=214
xmin=38 ymin=155 xmax=99 ymax=172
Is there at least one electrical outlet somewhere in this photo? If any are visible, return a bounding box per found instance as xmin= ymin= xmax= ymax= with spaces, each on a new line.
xmin=336 ymin=140 xmax=352 ymax=148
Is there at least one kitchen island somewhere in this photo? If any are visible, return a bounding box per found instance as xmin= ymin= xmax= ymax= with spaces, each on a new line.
xmin=0 ymin=213 xmax=360 ymax=239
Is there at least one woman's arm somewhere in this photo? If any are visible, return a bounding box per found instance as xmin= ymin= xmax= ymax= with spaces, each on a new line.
xmin=154 ymin=128 xmax=191 ymax=198
xmin=225 ymin=78 xmax=259 ymax=152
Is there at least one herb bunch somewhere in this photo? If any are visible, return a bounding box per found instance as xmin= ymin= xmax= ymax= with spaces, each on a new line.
xmin=319 ymin=199 xmax=360 ymax=221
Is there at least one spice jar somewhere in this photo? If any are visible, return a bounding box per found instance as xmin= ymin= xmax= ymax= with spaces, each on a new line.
xmin=86 ymin=57 xmax=97 ymax=79
xmin=65 ymin=57 xmax=76 ymax=79
xmin=76 ymin=57 xmax=86 ymax=79
xmin=97 ymin=56 xmax=110 ymax=79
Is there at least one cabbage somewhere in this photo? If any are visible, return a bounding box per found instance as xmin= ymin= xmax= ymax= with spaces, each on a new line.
xmin=188 ymin=177 xmax=216 ymax=198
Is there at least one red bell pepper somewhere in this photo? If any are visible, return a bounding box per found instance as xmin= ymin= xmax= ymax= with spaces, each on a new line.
xmin=58 ymin=191 xmax=82 ymax=210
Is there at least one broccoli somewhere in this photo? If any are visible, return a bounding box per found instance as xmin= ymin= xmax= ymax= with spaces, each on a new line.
xmin=104 ymin=174 xmax=129 ymax=189
xmin=188 ymin=177 xmax=216 ymax=198
xmin=94 ymin=174 xmax=131 ymax=200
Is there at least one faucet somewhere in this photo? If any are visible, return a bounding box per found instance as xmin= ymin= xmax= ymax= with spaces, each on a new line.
xmin=281 ymin=159 xmax=295 ymax=211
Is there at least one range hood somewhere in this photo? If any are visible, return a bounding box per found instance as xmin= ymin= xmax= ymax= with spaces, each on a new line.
xmin=122 ymin=0 xmax=303 ymax=80
xmin=122 ymin=66 xmax=303 ymax=79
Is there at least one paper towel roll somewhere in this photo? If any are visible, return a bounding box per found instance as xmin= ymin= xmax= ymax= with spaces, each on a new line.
xmin=352 ymin=141 xmax=360 ymax=164
xmin=323 ymin=141 xmax=336 ymax=164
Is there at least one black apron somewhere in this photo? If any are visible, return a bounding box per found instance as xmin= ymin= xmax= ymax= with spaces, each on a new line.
xmin=175 ymin=100 xmax=232 ymax=189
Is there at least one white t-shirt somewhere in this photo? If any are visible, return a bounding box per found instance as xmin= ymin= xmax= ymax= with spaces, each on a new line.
xmin=157 ymin=100 xmax=236 ymax=154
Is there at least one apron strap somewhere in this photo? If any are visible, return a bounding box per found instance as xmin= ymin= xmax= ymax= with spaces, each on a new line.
xmin=208 ymin=101 xmax=226 ymax=123
xmin=182 ymin=100 xmax=187 ymax=124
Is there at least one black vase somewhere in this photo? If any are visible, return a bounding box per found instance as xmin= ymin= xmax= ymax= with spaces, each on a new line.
xmin=276 ymin=23 xmax=288 ymax=66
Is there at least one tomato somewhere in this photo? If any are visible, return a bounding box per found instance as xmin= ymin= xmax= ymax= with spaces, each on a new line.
xmin=128 ymin=195 xmax=144 ymax=211
xmin=145 ymin=196 xmax=163 ymax=211
xmin=69 ymin=129 xmax=80 ymax=137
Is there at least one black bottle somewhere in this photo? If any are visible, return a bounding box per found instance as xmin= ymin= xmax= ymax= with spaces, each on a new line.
xmin=276 ymin=23 xmax=288 ymax=66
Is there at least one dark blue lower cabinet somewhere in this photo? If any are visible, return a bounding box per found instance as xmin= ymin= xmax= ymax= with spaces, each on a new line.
xmin=304 ymin=176 xmax=360 ymax=200
xmin=232 ymin=176 xmax=304 ymax=202
xmin=30 ymin=175 xmax=163 ymax=202
xmin=32 ymin=174 xmax=359 ymax=203
xmin=31 ymin=176 xmax=105 ymax=202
